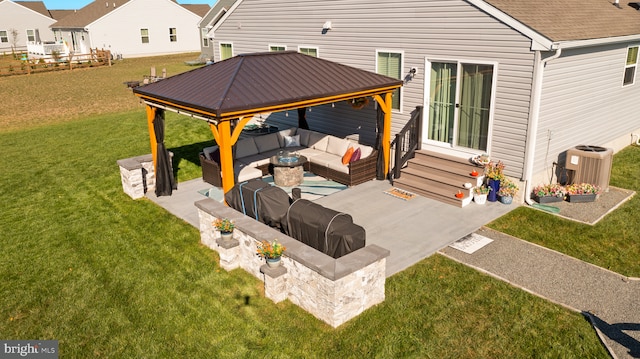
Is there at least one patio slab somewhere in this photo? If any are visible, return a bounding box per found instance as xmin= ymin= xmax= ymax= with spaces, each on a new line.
xmin=146 ymin=178 xmax=516 ymax=277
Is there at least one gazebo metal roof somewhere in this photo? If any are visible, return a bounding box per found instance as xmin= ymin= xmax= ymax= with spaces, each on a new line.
xmin=133 ymin=51 xmax=403 ymax=121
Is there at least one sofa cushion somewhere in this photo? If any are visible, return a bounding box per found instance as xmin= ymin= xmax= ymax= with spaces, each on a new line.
xmin=326 ymin=158 xmax=350 ymax=174
xmin=237 ymin=153 xmax=271 ymax=168
xmin=235 ymin=138 xmax=259 ymax=158
xmin=296 ymin=128 xmax=312 ymax=147
xmin=234 ymin=163 xmax=263 ymax=182
xmin=356 ymin=145 xmax=374 ymax=159
xmin=342 ymin=147 xmax=354 ymax=165
xmin=308 ymin=152 xmax=339 ymax=167
xmin=203 ymin=145 xmax=220 ymax=162
xmin=276 ymin=127 xmax=297 ymax=147
xmin=326 ymin=136 xmax=351 ymax=156
xmin=253 ymin=133 xmax=281 ymax=153
xmin=308 ymin=132 xmax=329 ymax=151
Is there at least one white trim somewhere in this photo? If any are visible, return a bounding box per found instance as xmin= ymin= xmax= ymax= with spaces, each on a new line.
xmin=422 ymin=56 xmax=498 ymax=155
xmin=559 ymin=35 xmax=640 ymax=49
xmin=219 ymin=41 xmax=233 ymax=61
xmin=212 ymin=0 xmax=244 ymax=34
xmin=375 ymin=49 xmax=404 ymax=113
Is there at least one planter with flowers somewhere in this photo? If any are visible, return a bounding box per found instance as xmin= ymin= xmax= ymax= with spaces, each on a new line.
xmin=484 ymin=160 xmax=505 ymax=202
xmin=497 ymin=178 xmax=519 ymax=205
xmin=565 ymin=183 xmax=601 ymax=203
xmin=257 ymin=239 xmax=286 ymax=268
xmin=532 ymin=183 xmax=566 ymax=204
xmin=473 ymin=185 xmax=490 ymax=205
xmin=213 ymin=218 xmax=235 ymax=241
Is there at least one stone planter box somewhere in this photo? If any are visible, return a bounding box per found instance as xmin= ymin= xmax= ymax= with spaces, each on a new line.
xmin=566 ymin=193 xmax=597 ymax=203
xmin=195 ymin=198 xmax=390 ymax=328
xmin=533 ymin=195 xmax=564 ymax=204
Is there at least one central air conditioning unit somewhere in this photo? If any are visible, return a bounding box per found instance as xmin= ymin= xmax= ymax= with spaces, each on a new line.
xmin=565 ymin=145 xmax=613 ymax=191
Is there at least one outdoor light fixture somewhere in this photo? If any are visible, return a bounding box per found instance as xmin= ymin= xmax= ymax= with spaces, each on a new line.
xmin=322 ymin=21 xmax=332 ymax=34
xmin=409 ymin=67 xmax=418 ymax=78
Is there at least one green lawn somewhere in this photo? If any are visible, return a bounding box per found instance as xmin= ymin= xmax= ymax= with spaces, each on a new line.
xmin=488 ymin=145 xmax=640 ymax=278
xmin=0 ymin=110 xmax=608 ymax=357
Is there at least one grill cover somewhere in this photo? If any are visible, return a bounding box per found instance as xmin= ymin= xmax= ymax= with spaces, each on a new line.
xmin=225 ymin=179 xmax=292 ymax=230
xmin=285 ymin=199 xmax=365 ymax=258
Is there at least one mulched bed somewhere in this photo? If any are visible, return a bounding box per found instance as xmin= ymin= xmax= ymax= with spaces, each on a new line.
xmin=541 ymin=186 xmax=635 ymax=224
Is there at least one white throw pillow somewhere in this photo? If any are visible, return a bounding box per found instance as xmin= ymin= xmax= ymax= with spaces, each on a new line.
xmin=284 ymin=135 xmax=300 ymax=147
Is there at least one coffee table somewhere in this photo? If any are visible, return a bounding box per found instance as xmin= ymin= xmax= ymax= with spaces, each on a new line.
xmin=270 ymin=155 xmax=307 ymax=187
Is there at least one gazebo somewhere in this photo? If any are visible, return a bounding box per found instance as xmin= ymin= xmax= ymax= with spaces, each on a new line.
xmin=133 ymin=51 xmax=403 ymax=195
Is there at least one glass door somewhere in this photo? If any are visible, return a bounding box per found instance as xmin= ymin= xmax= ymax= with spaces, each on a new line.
xmin=425 ymin=60 xmax=494 ymax=152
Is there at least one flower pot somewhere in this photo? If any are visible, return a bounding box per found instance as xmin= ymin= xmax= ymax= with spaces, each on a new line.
xmin=266 ymin=256 xmax=282 ymax=268
xmin=473 ymin=193 xmax=487 ymax=205
xmin=533 ymin=195 xmax=564 ymax=204
xmin=566 ymin=193 xmax=597 ymax=203
xmin=487 ymin=179 xmax=500 ymax=202
xmin=220 ymin=231 xmax=233 ymax=241
xmin=498 ymin=195 xmax=513 ymax=205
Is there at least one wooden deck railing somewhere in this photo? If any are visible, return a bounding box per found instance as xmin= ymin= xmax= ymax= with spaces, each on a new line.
xmin=390 ymin=105 xmax=423 ymax=180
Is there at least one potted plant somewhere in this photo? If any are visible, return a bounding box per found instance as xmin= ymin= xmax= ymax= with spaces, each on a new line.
xmin=484 ymin=160 xmax=505 ymax=202
xmin=473 ymin=185 xmax=490 ymax=205
xmin=213 ymin=218 xmax=235 ymax=241
xmin=497 ymin=178 xmax=519 ymax=205
xmin=532 ymin=183 xmax=566 ymax=203
xmin=257 ymin=239 xmax=286 ymax=268
xmin=565 ymin=183 xmax=601 ymax=203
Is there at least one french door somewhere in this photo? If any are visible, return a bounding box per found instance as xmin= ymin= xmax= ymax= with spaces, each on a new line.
xmin=424 ymin=60 xmax=495 ymax=152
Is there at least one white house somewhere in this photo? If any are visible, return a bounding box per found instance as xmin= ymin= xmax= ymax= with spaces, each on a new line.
xmin=208 ymin=0 xmax=640 ymax=204
xmin=50 ymin=0 xmax=210 ymax=58
xmin=0 ymin=0 xmax=58 ymax=53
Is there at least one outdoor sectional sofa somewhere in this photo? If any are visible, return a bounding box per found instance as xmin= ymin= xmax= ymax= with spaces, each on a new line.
xmin=199 ymin=127 xmax=378 ymax=187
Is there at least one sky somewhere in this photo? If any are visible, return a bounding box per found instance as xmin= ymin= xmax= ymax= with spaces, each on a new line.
xmin=39 ymin=0 xmax=215 ymax=10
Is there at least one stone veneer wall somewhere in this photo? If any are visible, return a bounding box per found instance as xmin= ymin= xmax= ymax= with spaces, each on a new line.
xmin=117 ymin=154 xmax=156 ymax=199
xmin=195 ymin=198 xmax=390 ymax=328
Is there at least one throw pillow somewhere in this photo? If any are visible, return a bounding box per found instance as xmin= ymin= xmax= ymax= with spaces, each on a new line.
xmin=350 ymin=147 xmax=361 ymax=163
xmin=342 ymin=146 xmax=354 ymax=165
xmin=284 ymin=134 xmax=300 ymax=147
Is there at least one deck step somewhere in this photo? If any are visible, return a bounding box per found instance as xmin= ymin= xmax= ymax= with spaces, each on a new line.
xmin=394 ymin=150 xmax=485 ymax=207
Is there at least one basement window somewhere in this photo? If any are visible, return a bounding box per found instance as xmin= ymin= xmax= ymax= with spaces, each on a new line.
xmin=623 ymin=46 xmax=638 ymax=86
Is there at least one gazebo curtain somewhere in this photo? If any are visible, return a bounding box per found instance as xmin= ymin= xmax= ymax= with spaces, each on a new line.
xmin=375 ymin=106 xmax=385 ymax=180
xmin=153 ymin=109 xmax=177 ymax=196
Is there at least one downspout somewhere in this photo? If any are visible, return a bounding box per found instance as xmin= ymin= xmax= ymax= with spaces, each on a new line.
xmin=523 ymin=45 xmax=562 ymax=205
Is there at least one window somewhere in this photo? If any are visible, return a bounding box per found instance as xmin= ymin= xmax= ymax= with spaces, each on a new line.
xmin=0 ymin=30 xmax=7 ymax=43
xmin=140 ymin=29 xmax=149 ymax=44
xmin=377 ymin=51 xmax=403 ymax=110
xmin=220 ymin=42 xmax=233 ymax=60
xmin=169 ymin=28 xmax=177 ymax=42
xmin=623 ymin=46 xmax=638 ymax=86
xmin=269 ymin=45 xmax=286 ymax=52
xmin=201 ymin=28 xmax=209 ymax=47
xmin=299 ymin=47 xmax=318 ymax=57
xmin=26 ymin=29 xmax=35 ymax=42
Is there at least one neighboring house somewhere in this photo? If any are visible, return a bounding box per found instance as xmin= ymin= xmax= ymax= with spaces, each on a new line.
xmin=50 ymin=0 xmax=210 ymax=58
xmin=0 ymin=0 xmax=57 ymax=53
xmin=197 ymin=0 xmax=237 ymax=60
xmin=208 ymin=0 xmax=640 ymax=200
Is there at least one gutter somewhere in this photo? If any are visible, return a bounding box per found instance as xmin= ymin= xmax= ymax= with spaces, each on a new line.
xmin=523 ymin=46 xmax=562 ymax=205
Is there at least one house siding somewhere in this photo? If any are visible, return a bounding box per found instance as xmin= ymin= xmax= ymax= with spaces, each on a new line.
xmin=213 ymin=0 xmax=536 ymax=178
xmin=88 ymin=0 xmax=201 ymax=58
xmin=537 ymin=43 xmax=640 ymax=177
xmin=0 ymin=0 xmax=56 ymax=53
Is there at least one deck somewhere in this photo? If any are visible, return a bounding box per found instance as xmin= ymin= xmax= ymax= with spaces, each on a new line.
xmin=146 ymin=177 xmax=516 ymax=277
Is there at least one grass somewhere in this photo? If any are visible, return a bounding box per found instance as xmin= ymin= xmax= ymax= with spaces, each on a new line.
xmin=0 ymin=54 xmax=611 ymax=357
xmin=488 ymin=145 xmax=640 ymax=278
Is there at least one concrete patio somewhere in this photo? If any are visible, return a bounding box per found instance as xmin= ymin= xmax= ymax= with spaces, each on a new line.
xmin=146 ymin=177 xmax=516 ymax=277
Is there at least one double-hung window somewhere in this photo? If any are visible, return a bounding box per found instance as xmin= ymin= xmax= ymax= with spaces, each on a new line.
xmin=141 ymin=29 xmax=149 ymax=44
xmin=299 ymin=47 xmax=318 ymax=57
xmin=623 ymin=46 xmax=638 ymax=86
xmin=376 ymin=51 xmax=403 ymax=110
xmin=26 ymin=29 xmax=35 ymax=42
xmin=201 ymin=28 xmax=209 ymax=47
xmin=169 ymin=28 xmax=177 ymax=42
xmin=0 ymin=30 xmax=8 ymax=43
xmin=220 ymin=42 xmax=233 ymax=60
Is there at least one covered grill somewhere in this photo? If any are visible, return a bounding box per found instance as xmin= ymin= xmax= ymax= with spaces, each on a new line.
xmin=225 ymin=179 xmax=292 ymax=231
xmin=285 ymin=199 xmax=365 ymax=258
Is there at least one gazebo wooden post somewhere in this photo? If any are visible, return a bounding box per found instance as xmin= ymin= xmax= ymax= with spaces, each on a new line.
xmin=208 ymin=117 xmax=252 ymax=195
xmin=145 ymin=105 xmax=158 ymax=171
xmin=374 ymin=92 xmax=393 ymax=176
